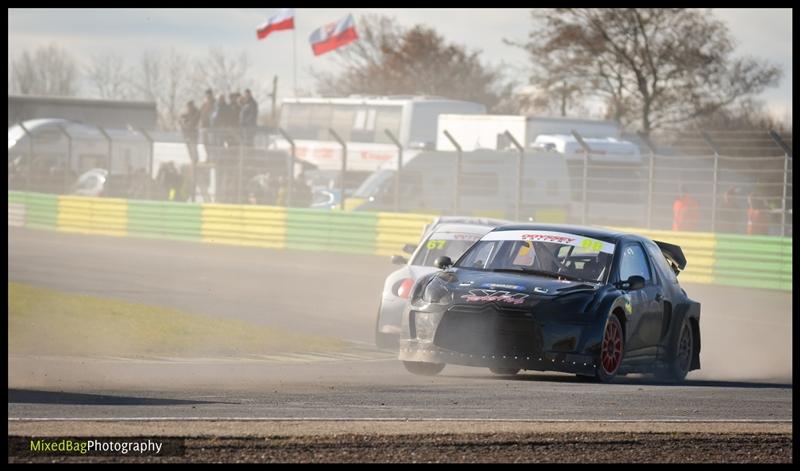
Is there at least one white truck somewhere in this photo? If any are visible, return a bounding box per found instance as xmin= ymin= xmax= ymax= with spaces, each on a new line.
xmin=435 ymin=114 xmax=624 ymax=152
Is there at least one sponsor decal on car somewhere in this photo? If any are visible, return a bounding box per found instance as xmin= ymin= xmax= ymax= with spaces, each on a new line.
xmin=461 ymin=289 xmax=529 ymax=305
xmin=482 ymin=230 xmax=615 ymax=254
xmin=480 ymin=283 xmax=524 ymax=291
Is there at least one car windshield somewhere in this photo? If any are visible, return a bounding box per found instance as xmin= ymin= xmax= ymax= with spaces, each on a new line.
xmin=411 ymin=231 xmax=484 ymax=267
xmin=455 ymin=230 xmax=616 ymax=283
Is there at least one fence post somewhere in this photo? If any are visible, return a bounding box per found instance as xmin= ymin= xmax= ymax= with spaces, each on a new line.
xmin=768 ymin=129 xmax=792 ymax=237
xmin=637 ymin=132 xmax=657 ymax=230
xmin=237 ymin=128 xmax=244 ymax=204
xmin=702 ymin=132 xmax=720 ymax=232
xmin=647 ymin=153 xmax=655 ymax=229
xmin=384 ymin=129 xmax=403 ymax=212
xmin=782 ymin=154 xmax=789 ymax=237
xmin=55 ymin=124 xmax=73 ymax=194
xmin=442 ymin=130 xmax=462 ymax=215
xmin=504 ymin=130 xmax=524 ymax=221
xmin=329 ymin=128 xmax=347 ymax=211
xmin=571 ymin=130 xmax=591 ymax=225
xmin=18 ymin=122 xmax=34 ymax=192
xmin=278 ymin=128 xmax=295 ymax=207
xmin=138 ymin=127 xmax=154 ymax=200
xmin=96 ymin=125 xmax=113 ymax=196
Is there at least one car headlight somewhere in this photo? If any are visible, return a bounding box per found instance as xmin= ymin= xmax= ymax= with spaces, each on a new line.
xmin=410 ymin=310 xmax=442 ymax=340
xmin=421 ymin=277 xmax=452 ymax=304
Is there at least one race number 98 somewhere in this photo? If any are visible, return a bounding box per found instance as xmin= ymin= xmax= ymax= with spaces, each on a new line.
xmin=581 ymin=239 xmax=603 ymax=252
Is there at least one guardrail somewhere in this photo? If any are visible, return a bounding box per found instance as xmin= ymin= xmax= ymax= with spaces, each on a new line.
xmin=8 ymin=191 xmax=790 ymax=291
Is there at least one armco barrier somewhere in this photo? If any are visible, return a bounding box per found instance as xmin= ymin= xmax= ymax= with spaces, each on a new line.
xmin=375 ymin=212 xmax=436 ymax=257
xmin=58 ymin=195 xmax=127 ymax=237
xmin=713 ymin=234 xmax=792 ymax=291
xmin=7 ymin=191 xmax=792 ymax=291
xmin=128 ymin=200 xmax=203 ymax=241
xmin=8 ymin=191 xmax=26 ymax=227
xmin=286 ymin=209 xmax=376 ymax=254
xmin=202 ymin=204 xmax=285 ymax=248
xmin=22 ymin=192 xmax=59 ymax=230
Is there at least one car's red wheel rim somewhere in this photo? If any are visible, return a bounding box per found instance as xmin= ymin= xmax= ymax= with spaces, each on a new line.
xmin=601 ymin=319 xmax=622 ymax=375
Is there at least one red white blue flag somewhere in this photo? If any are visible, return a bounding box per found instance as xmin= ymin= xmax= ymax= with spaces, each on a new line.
xmin=257 ymin=8 xmax=295 ymax=40
xmin=309 ymin=14 xmax=358 ymax=56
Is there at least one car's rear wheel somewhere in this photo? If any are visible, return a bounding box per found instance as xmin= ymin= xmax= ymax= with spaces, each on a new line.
xmin=597 ymin=314 xmax=624 ymax=383
xmin=489 ymin=367 xmax=520 ymax=376
xmin=403 ymin=361 xmax=445 ymax=376
xmin=660 ymin=317 xmax=693 ymax=383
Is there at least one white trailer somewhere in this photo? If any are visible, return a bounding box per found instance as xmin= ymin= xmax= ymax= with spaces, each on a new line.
xmin=274 ymin=96 xmax=487 ymax=173
xmin=435 ymin=114 xmax=623 ymax=151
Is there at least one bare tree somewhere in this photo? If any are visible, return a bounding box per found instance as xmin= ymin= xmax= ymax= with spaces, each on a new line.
xmin=509 ymin=9 xmax=782 ymax=135
xmin=190 ymin=48 xmax=253 ymax=96
xmin=693 ymin=98 xmax=790 ymax=133
xmin=131 ymin=49 xmax=192 ymax=130
xmin=11 ymin=43 xmax=79 ymax=97
xmin=85 ymin=52 xmax=132 ymax=100
xmin=314 ymin=15 xmax=514 ymax=112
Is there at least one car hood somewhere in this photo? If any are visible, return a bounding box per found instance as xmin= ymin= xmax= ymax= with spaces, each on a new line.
xmin=430 ymin=268 xmax=602 ymax=312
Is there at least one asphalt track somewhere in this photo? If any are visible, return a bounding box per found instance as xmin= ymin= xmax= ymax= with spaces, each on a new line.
xmin=8 ymin=227 xmax=793 ymax=424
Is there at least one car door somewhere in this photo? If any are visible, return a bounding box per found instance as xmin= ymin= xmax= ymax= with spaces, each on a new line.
xmin=617 ymin=242 xmax=663 ymax=359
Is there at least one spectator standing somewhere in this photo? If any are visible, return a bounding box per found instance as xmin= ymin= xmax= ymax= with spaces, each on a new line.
xmin=672 ymin=185 xmax=700 ymax=232
xmin=228 ymin=92 xmax=242 ymax=126
xmin=290 ymin=172 xmax=313 ymax=207
xmin=717 ymin=186 xmax=746 ymax=234
xmin=179 ymin=100 xmax=201 ymax=201
xmin=239 ymin=89 xmax=259 ymax=147
xmin=209 ymin=94 xmax=231 ymax=163
xmin=240 ymin=89 xmax=259 ymax=127
xmin=199 ymin=88 xmax=216 ymax=129
xmin=157 ymin=161 xmax=183 ymax=201
xmin=747 ymin=192 xmax=769 ymax=235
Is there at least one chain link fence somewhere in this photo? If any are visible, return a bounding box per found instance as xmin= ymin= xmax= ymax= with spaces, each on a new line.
xmin=8 ymin=121 xmax=792 ymax=236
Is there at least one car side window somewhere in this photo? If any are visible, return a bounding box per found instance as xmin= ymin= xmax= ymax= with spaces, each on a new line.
xmin=644 ymin=240 xmax=678 ymax=284
xmin=618 ymin=243 xmax=652 ymax=282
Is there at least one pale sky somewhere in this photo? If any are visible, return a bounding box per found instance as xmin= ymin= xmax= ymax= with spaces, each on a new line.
xmin=8 ymin=8 xmax=793 ymax=123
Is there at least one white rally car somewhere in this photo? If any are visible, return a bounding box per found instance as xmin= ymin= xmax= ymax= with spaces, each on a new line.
xmin=374 ymin=217 xmax=511 ymax=348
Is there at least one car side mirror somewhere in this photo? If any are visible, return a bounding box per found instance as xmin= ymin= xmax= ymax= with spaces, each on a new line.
xmin=391 ymin=255 xmax=408 ymax=265
xmin=617 ymin=275 xmax=645 ymax=290
xmin=403 ymin=243 xmax=416 ymax=254
xmin=434 ymin=256 xmax=453 ymax=270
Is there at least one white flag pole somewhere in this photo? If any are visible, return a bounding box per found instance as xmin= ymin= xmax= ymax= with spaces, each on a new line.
xmin=292 ymin=23 xmax=297 ymax=97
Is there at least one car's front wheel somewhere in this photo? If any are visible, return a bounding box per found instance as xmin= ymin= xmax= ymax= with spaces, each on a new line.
xmin=596 ymin=314 xmax=624 ymax=383
xmin=403 ymin=361 xmax=445 ymax=376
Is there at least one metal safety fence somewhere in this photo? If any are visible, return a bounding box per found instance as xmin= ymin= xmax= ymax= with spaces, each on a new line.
xmin=8 ymin=121 xmax=793 ymax=237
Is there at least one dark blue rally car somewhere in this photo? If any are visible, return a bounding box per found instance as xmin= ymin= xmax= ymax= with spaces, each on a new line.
xmin=397 ymin=224 xmax=701 ymax=383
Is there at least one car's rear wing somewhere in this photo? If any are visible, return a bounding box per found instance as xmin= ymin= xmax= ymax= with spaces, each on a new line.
xmin=654 ymin=240 xmax=686 ymax=275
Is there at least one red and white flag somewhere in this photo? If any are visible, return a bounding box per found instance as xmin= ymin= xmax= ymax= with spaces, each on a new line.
xmin=257 ymin=8 xmax=295 ymax=40
xmin=309 ymin=14 xmax=358 ymax=56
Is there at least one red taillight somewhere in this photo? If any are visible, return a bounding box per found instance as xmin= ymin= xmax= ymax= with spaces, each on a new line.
xmin=396 ymin=278 xmax=415 ymax=299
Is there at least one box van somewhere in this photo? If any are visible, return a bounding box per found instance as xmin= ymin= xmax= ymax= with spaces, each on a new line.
xmin=346 ymin=149 xmax=571 ymax=222
xmin=531 ymin=134 xmax=641 ymax=163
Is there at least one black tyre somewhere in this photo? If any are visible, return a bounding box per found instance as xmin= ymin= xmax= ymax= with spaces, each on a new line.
xmin=575 ymin=374 xmax=597 ymax=382
xmin=596 ymin=314 xmax=624 ymax=383
xmin=403 ymin=361 xmax=446 ymax=376
xmin=489 ymin=367 xmax=520 ymax=376
xmin=660 ymin=317 xmax=694 ymax=383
